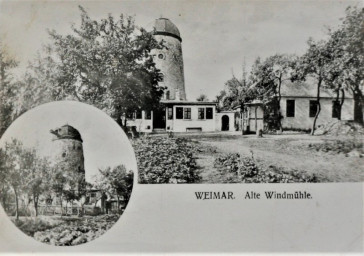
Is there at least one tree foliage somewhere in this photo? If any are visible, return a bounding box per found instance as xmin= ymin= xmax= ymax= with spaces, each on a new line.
xmin=0 ymin=43 xmax=18 ymax=137
xmin=325 ymin=6 xmax=364 ymax=124
xmin=15 ymin=6 xmax=164 ymax=125
xmin=196 ymin=94 xmax=209 ymax=102
xmin=249 ymin=54 xmax=298 ymax=131
xmin=98 ymin=165 xmax=133 ymax=212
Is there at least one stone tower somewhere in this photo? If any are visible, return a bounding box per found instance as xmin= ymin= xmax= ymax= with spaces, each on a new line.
xmin=152 ymin=18 xmax=186 ymax=101
xmin=50 ymin=124 xmax=85 ymax=192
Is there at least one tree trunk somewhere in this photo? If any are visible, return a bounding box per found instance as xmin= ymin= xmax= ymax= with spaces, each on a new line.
xmin=277 ymin=81 xmax=283 ymax=133
xmin=117 ymin=196 xmax=120 ymax=214
xmin=353 ymin=88 xmax=363 ymax=125
xmin=33 ymin=195 xmax=38 ymax=217
xmin=311 ymin=79 xmax=322 ymax=135
xmin=339 ymin=89 xmax=345 ymax=120
xmin=14 ymin=188 xmax=19 ymax=220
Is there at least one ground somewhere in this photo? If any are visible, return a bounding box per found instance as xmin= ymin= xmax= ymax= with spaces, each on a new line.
xmin=142 ymin=131 xmax=363 ymax=183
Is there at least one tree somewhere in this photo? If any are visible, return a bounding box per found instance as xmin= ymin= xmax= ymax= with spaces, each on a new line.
xmin=196 ymin=94 xmax=209 ymax=102
xmin=249 ymin=54 xmax=298 ymax=132
xmin=15 ymin=6 xmax=164 ymax=126
xmin=324 ymin=6 xmax=364 ymax=124
xmin=1 ymin=139 xmax=27 ymax=220
xmin=0 ymin=42 xmax=18 ymax=137
xmin=294 ymin=39 xmax=333 ymax=135
xmin=23 ymin=156 xmax=51 ymax=216
xmin=0 ymin=148 xmax=11 ymax=212
xmin=98 ymin=165 xmax=133 ymax=213
xmin=216 ymin=64 xmax=253 ymax=111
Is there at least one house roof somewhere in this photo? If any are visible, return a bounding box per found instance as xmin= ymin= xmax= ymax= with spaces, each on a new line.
xmin=50 ymin=124 xmax=83 ymax=142
xmin=161 ymin=100 xmax=217 ymax=106
xmin=281 ymin=77 xmax=353 ymax=99
xmin=153 ymin=18 xmax=182 ymax=42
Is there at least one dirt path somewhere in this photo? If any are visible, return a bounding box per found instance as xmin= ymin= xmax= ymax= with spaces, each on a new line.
xmin=188 ymin=134 xmax=364 ymax=183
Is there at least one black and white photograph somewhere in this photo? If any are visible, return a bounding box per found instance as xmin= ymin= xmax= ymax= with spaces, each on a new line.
xmin=0 ymin=101 xmax=135 ymax=246
xmin=0 ymin=0 xmax=363 ymax=253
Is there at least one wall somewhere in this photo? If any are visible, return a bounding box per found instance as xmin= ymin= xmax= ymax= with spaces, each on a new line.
xmin=50 ymin=138 xmax=85 ymax=190
xmin=280 ymin=97 xmax=355 ymax=130
xmin=131 ymin=111 xmax=153 ymax=133
xmin=215 ymin=112 xmax=236 ymax=131
xmin=167 ymin=105 xmax=216 ymax=132
xmin=242 ymin=105 xmax=264 ymax=133
xmin=152 ymin=35 xmax=186 ymax=100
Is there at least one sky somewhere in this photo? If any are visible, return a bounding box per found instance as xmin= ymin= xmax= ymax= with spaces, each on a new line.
xmin=0 ymin=0 xmax=362 ymax=101
xmin=0 ymin=101 xmax=138 ymax=181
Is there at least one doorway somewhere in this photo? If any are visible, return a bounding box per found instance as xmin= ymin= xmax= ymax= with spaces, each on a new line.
xmin=153 ymin=108 xmax=166 ymax=129
xmin=221 ymin=115 xmax=229 ymax=131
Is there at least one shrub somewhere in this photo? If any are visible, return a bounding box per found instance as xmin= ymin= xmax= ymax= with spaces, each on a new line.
xmin=132 ymin=136 xmax=201 ymax=184
xmin=214 ymin=153 xmax=325 ymax=183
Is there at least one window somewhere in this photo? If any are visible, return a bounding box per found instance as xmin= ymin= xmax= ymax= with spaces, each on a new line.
xmin=206 ymin=107 xmax=213 ymax=119
xmin=176 ymin=107 xmax=183 ymax=119
xmin=166 ymin=90 xmax=170 ymax=100
xmin=136 ymin=111 xmax=142 ymax=119
xmin=309 ymin=100 xmax=318 ymax=117
xmin=198 ymin=108 xmax=205 ymax=119
xmin=158 ymin=54 xmax=164 ymax=59
xmin=145 ymin=111 xmax=152 ymax=120
xmin=167 ymin=107 xmax=173 ymax=120
xmin=184 ymin=108 xmax=191 ymax=119
xmin=286 ymin=100 xmax=295 ymax=117
xmin=160 ymin=73 xmax=164 ymax=82
xmin=332 ymin=100 xmax=341 ymax=118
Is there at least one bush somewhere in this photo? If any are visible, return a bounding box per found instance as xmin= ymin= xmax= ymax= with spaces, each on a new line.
xmin=132 ymin=136 xmax=201 ymax=184
xmin=31 ymin=215 xmax=120 ymax=246
xmin=308 ymin=140 xmax=363 ymax=155
xmin=214 ymin=153 xmax=325 ymax=183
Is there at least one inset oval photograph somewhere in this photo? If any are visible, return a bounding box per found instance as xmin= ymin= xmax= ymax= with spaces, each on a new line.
xmin=0 ymin=101 xmax=136 ymax=246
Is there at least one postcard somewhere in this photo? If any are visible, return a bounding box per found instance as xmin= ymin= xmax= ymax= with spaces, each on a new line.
xmin=0 ymin=0 xmax=363 ymax=253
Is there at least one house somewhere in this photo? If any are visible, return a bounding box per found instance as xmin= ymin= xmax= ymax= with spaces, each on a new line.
xmin=242 ymin=78 xmax=355 ymax=133
xmin=280 ymin=79 xmax=354 ymax=130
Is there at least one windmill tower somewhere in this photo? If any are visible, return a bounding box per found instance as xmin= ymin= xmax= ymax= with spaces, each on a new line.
xmin=152 ymin=18 xmax=186 ymax=101
xmin=50 ymin=124 xmax=85 ymax=192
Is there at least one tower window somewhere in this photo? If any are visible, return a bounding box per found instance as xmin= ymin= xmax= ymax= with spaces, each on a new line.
xmin=158 ymin=54 xmax=164 ymax=59
xmin=160 ymin=73 xmax=164 ymax=82
xmin=62 ymin=152 xmax=66 ymax=158
xmin=166 ymin=91 xmax=170 ymax=100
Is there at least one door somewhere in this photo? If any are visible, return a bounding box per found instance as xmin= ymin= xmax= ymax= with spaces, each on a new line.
xmin=221 ymin=115 xmax=229 ymax=131
xmin=153 ymin=108 xmax=166 ymax=129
